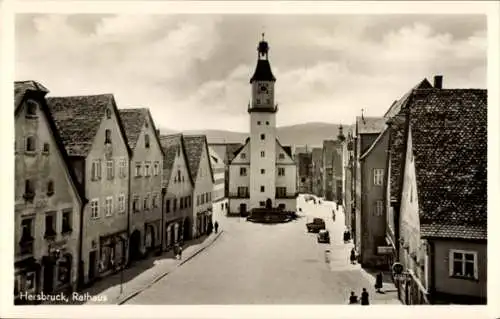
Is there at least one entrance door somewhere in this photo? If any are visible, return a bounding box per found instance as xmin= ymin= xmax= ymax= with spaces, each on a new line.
xmin=239 ymin=203 xmax=247 ymax=216
xmin=42 ymin=261 xmax=54 ymax=293
xmin=129 ymin=231 xmax=141 ymax=261
xmin=88 ymin=251 xmax=96 ymax=281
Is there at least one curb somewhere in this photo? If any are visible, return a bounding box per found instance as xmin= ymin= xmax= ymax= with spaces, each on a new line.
xmin=117 ymin=231 xmax=224 ymax=305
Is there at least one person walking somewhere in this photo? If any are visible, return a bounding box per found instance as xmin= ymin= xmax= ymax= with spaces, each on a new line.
xmin=350 ymin=248 xmax=356 ymax=264
xmin=375 ymin=272 xmax=383 ymax=293
xmin=360 ymin=288 xmax=369 ymax=305
xmin=348 ymin=291 xmax=358 ymax=304
xmin=214 ymin=221 xmax=219 ymax=233
xmin=177 ymin=244 xmax=183 ymax=260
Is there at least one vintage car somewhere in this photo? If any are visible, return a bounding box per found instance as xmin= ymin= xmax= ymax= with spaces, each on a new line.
xmin=306 ymin=218 xmax=326 ymax=233
xmin=317 ymin=229 xmax=330 ymax=243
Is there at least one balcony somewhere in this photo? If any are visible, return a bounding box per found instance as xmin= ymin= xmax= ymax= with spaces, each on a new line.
xmin=229 ymin=193 xmax=249 ymax=199
xmin=276 ymin=192 xmax=299 ymax=199
xmin=247 ymin=104 xmax=278 ymax=114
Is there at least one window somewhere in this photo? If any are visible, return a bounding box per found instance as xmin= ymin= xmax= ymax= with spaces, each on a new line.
xmin=154 ymin=162 xmax=160 ymax=176
xmin=374 ymin=200 xmax=384 ymax=217
xmin=260 ymin=185 xmax=265 ymax=192
xmin=173 ymin=198 xmax=177 ymax=211
xmin=135 ymin=162 xmax=142 ymax=177
xmin=91 ymin=199 xmax=99 ymax=218
xmin=188 ymin=196 xmax=192 ymax=207
xmin=261 ymin=169 xmax=265 ymax=174
xmin=166 ymin=199 xmax=170 ymax=213
xmin=259 ymin=201 xmax=265 ymax=207
xmin=152 ymin=194 xmax=158 ymax=208
xmin=373 ymin=169 xmax=384 ymax=186
xmin=177 ymin=170 xmax=181 ymax=182
xmin=266 ymin=121 xmax=269 ymax=125
xmin=119 ymin=158 xmax=127 ymax=178
xmin=261 ymin=151 xmax=265 ymax=158
xmin=47 ymin=180 xmax=54 ymax=196
xmin=62 ymin=209 xmax=72 ymax=233
xmin=266 ymin=98 xmax=271 ymax=104
xmin=20 ymin=218 xmax=33 ymax=243
xmin=24 ymin=179 xmax=35 ymax=200
xmin=144 ymin=162 xmax=151 ymax=177
xmin=240 ymin=167 xmax=247 ymax=176
xmin=279 ymin=153 xmax=285 ymax=159
xmin=278 ymin=203 xmax=286 ymax=209
xmin=43 ymin=143 xmax=50 ymax=154
xmin=145 ymin=134 xmax=150 ymax=148
xmin=201 ymin=194 xmax=205 ymax=205
xmin=256 ymin=99 xmax=261 ymax=104
xmin=25 ymin=136 xmax=36 ymax=152
xmin=106 ymin=108 xmax=112 ymax=119
xmin=118 ymin=194 xmax=125 ymax=213
xmin=257 ymin=121 xmax=261 ymax=125
xmin=145 ymin=121 xmax=149 ymax=128
xmin=301 ymin=177 xmax=306 ymax=183
xmin=92 ymin=160 xmax=102 ymax=180
xmin=133 ymin=195 xmax=140 ymax=213
xmin=143 ymin=194 xmax=149 ymax=210
xmin=278 ymin=167 xmax=285 ymax=176
xmin=180 ymin=197 xmax=184 ymax=209
xmin=106 ymin=160 xmax=114 ymax=180
xmin=26 ymin=100 xmax=38 ymax=117
xmin=260 ymin=134 xmax=265 ymax=140
xmin=241 ymin=153 xmax=246 ymax=159
xmin=237 ymin=186 xmax=248 ymax=197
xmin=197 ymin=195 xmax=200 ymax=206
xmin=105 ymin=129 xmax=112 ymax=144
xmin=276 ymin=187 xmax=287 ymax=197
xmin=449 ymin=250 xmax=478 ymax=279
xmin=44 ymin=213 xmax=56 ymax=238
xmin=105 ymin=197 xmax=113 ymax=216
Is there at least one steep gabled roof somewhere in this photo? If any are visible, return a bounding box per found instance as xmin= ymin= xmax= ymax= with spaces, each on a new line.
xmin=226 ymin=143 xmax=244 ymax=164
xmin=183 ymin=135 xmax=215 ymax=183
xmin=250 ymin=59 xmax=276 ymax=83
xmin=383 ymin=79 xmax=433 ymax=119
xmin=408 ymin=89 xmax=487 ymax=240
xmin=356 ymin=116 xmax=385 ymax=135
xmin=46 ymin=94 xmax=132 ymax=157
xmin=159 ymin=133 xmax=193 ymax=188
xmin=229 ymin=138 xmax=250 ymax=164
xmin=14 ymin=81 xmax=87 ymax=205
xmin=119 ymin=108 xmax=165 ymax=155
xmin=360 ymin=127 xmax=389 ymax=161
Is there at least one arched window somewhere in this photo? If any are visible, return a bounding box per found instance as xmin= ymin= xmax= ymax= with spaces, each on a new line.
xmin=25 ymin=136 xmax=36 ymax=152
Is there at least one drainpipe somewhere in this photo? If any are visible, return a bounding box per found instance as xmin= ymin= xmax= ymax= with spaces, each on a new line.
xmin=126 ymin=156 xmax=131 ymax=267
xmin=77 ymin=160 xmax=87 ymax=291
xmin=429 ymin=241 xmax=436 ymax=304
xmin=160 ymin=187 xmax=166 ymax=253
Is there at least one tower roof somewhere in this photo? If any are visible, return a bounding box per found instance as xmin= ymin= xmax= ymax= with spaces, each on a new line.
xmin=250 ymin=33 xmax=276 ymax=83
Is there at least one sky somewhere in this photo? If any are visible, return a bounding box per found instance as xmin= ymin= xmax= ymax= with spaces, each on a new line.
xmin=15 ymin=14 xmax=487 ymax=132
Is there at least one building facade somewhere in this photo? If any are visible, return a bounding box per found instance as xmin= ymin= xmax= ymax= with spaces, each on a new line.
xmin=159 ymin=134 xmax=194 ymax=249
xmin=208 ymin=142 xmax=243 ymax=199
xmin=14 ymin=81 xmax=86 ymax=303
xmin=228 ymin=36 xmax=297 ymax=215
xmin=118 ymin=109 xmax=164 ymax=261
xmin=296 ymin=152 xmax=313 ymax=194
xmin=332 ymin=140 xmax=343 ymax=204
xmin=322 ymin=140 xmax=335 ymax=201
xmin=184 ymin=135 xmax=215 ymax=238
xmin=47 ymin=94 xmax=131 ymax=286
xmin=343 ymin=126 xmax=355 ymax=232
xmin=311 ymin=147 xmax=323 ymax=197
xmin=209 ymin=146 xmax=228 ymax=217
xmin=353 ymin=116 xmax=385 ymax=261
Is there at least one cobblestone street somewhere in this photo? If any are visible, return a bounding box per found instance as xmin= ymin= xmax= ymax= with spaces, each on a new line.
xmin=124 ymin=195 xmax=401 ymax=304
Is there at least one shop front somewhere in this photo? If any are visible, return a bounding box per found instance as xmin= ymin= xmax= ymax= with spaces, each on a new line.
xmin=98 ymin=232 xmax=127 ymax=277
xmin=14 ymin=257 xmax=41 ymax=305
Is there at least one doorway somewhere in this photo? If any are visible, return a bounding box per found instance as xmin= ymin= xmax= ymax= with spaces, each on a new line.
xmin=88 ymin=251 xmax=97 ymax=281
xmin=239 ymin=203 xmax=247 ymax=217
xmin=42 ymin=260 xmax=54 ymax=293
xmin=129 ymin=231 xmax=142 ymax=262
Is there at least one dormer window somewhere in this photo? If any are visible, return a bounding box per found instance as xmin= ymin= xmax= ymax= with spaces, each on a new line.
xmin=241 ymin=153 xmax=246 ymax=159
xmin=25 ymin=136 xmax=36 ymax=153
xmin=106 ymin=109 xmax=112 ymax=119
xmin=145 ymin=134 xmax=150 ymax=148
xmin=105 ymin=129 xmax=111 ymax=144
xmin=279 ymin=153 xmax=285 ymax=159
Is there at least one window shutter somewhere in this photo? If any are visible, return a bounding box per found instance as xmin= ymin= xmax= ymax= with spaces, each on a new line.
xmin=448 ymin=250 xmax=454 ymax=276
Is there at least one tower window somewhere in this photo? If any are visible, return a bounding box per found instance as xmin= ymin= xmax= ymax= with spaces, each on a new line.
xmin=266 ymin=121 xmax=269 ymax=125
xmin=260 ymin=186 xmax=265 ymax=192
xmin=266 ymin=99 xmax=270 ymax=104
xmin=260 ymin=151 xmax=265 ymax=157
xmin=25 ymin=136 xmax=36 ymax=152
xmin=260 ymin=134 xmax=265 ymax=140
xmin=256 ymin=99 xmax=261 ymax=105
xmin=257 ymin=121 xmax=261 ymax=125
xmin=261 ymin=169 xmax=265 ymax=174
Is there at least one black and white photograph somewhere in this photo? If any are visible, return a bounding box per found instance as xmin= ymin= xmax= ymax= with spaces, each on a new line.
xmin=1 ymin=1 xmax=499 ymax=318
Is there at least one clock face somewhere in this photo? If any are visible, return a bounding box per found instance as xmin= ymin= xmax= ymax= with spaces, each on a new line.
xmin=259 ymin=84 xmax=268 ymax=93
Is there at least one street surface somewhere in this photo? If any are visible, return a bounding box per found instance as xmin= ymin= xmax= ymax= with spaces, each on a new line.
xmin=126 ymin=195 xmax=400 ymax=304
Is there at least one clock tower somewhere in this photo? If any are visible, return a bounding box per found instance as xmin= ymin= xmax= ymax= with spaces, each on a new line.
xmin=248 ymin=34 xmax=278 ymax=208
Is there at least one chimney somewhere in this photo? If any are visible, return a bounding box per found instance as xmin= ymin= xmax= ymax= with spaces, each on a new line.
xmin=434 ymin=75 xmax=443 ymax=89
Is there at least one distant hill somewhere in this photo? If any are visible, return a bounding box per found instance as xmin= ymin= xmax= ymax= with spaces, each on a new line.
xmin=157 ymin=122 xmax=343 ymax=149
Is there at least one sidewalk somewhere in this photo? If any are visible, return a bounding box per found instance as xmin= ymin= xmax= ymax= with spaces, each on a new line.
xmin=47 ymin=231 xmax=223 ymax=305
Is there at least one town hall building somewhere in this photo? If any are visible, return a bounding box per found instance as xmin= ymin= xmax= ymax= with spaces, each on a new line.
xmin=228 ymin=35 xmax=297 ymax=216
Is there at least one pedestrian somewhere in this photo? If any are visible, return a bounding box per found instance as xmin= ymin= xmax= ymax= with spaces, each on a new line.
xmin=214 ymin=221 xmax=219 ymax=233
xmin=361 ymin=288 xmax=369 ymax=305
xmin=178 ymin=245 xmax=183 ymax=260
xmin=346 ymin=230 xmax=351 ymax=241
xmin=375 ymin=272 xmax=383 ymax=293
xmin=336 ymin=202 xmax=339 ymax=210
xmin=350 ymin=248 xmax=356 ymax=264
xmin=173 ymin=244 xmax=179 ymax=259
xmin=343 ymin=230 xmax=348 ymax=243
xmin=332 ymin=210 xmax=336 ymax=222
xmin=348 ymin=291 xmax=358 ymax=304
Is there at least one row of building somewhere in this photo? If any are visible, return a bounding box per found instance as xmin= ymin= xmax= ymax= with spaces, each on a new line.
xmin=14 ymin=81 xmax=218 ymax=303
xmin=294 ymin=137 xmax=344 ymax=202
xmin=342 ymin=76 xmax=487 ymax=304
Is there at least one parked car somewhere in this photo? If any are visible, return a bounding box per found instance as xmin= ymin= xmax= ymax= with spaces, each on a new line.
xmin=317 ymin=230 xmax=330 ymax=243
xmin=306 ymin=218 xmax=326 ymax=233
